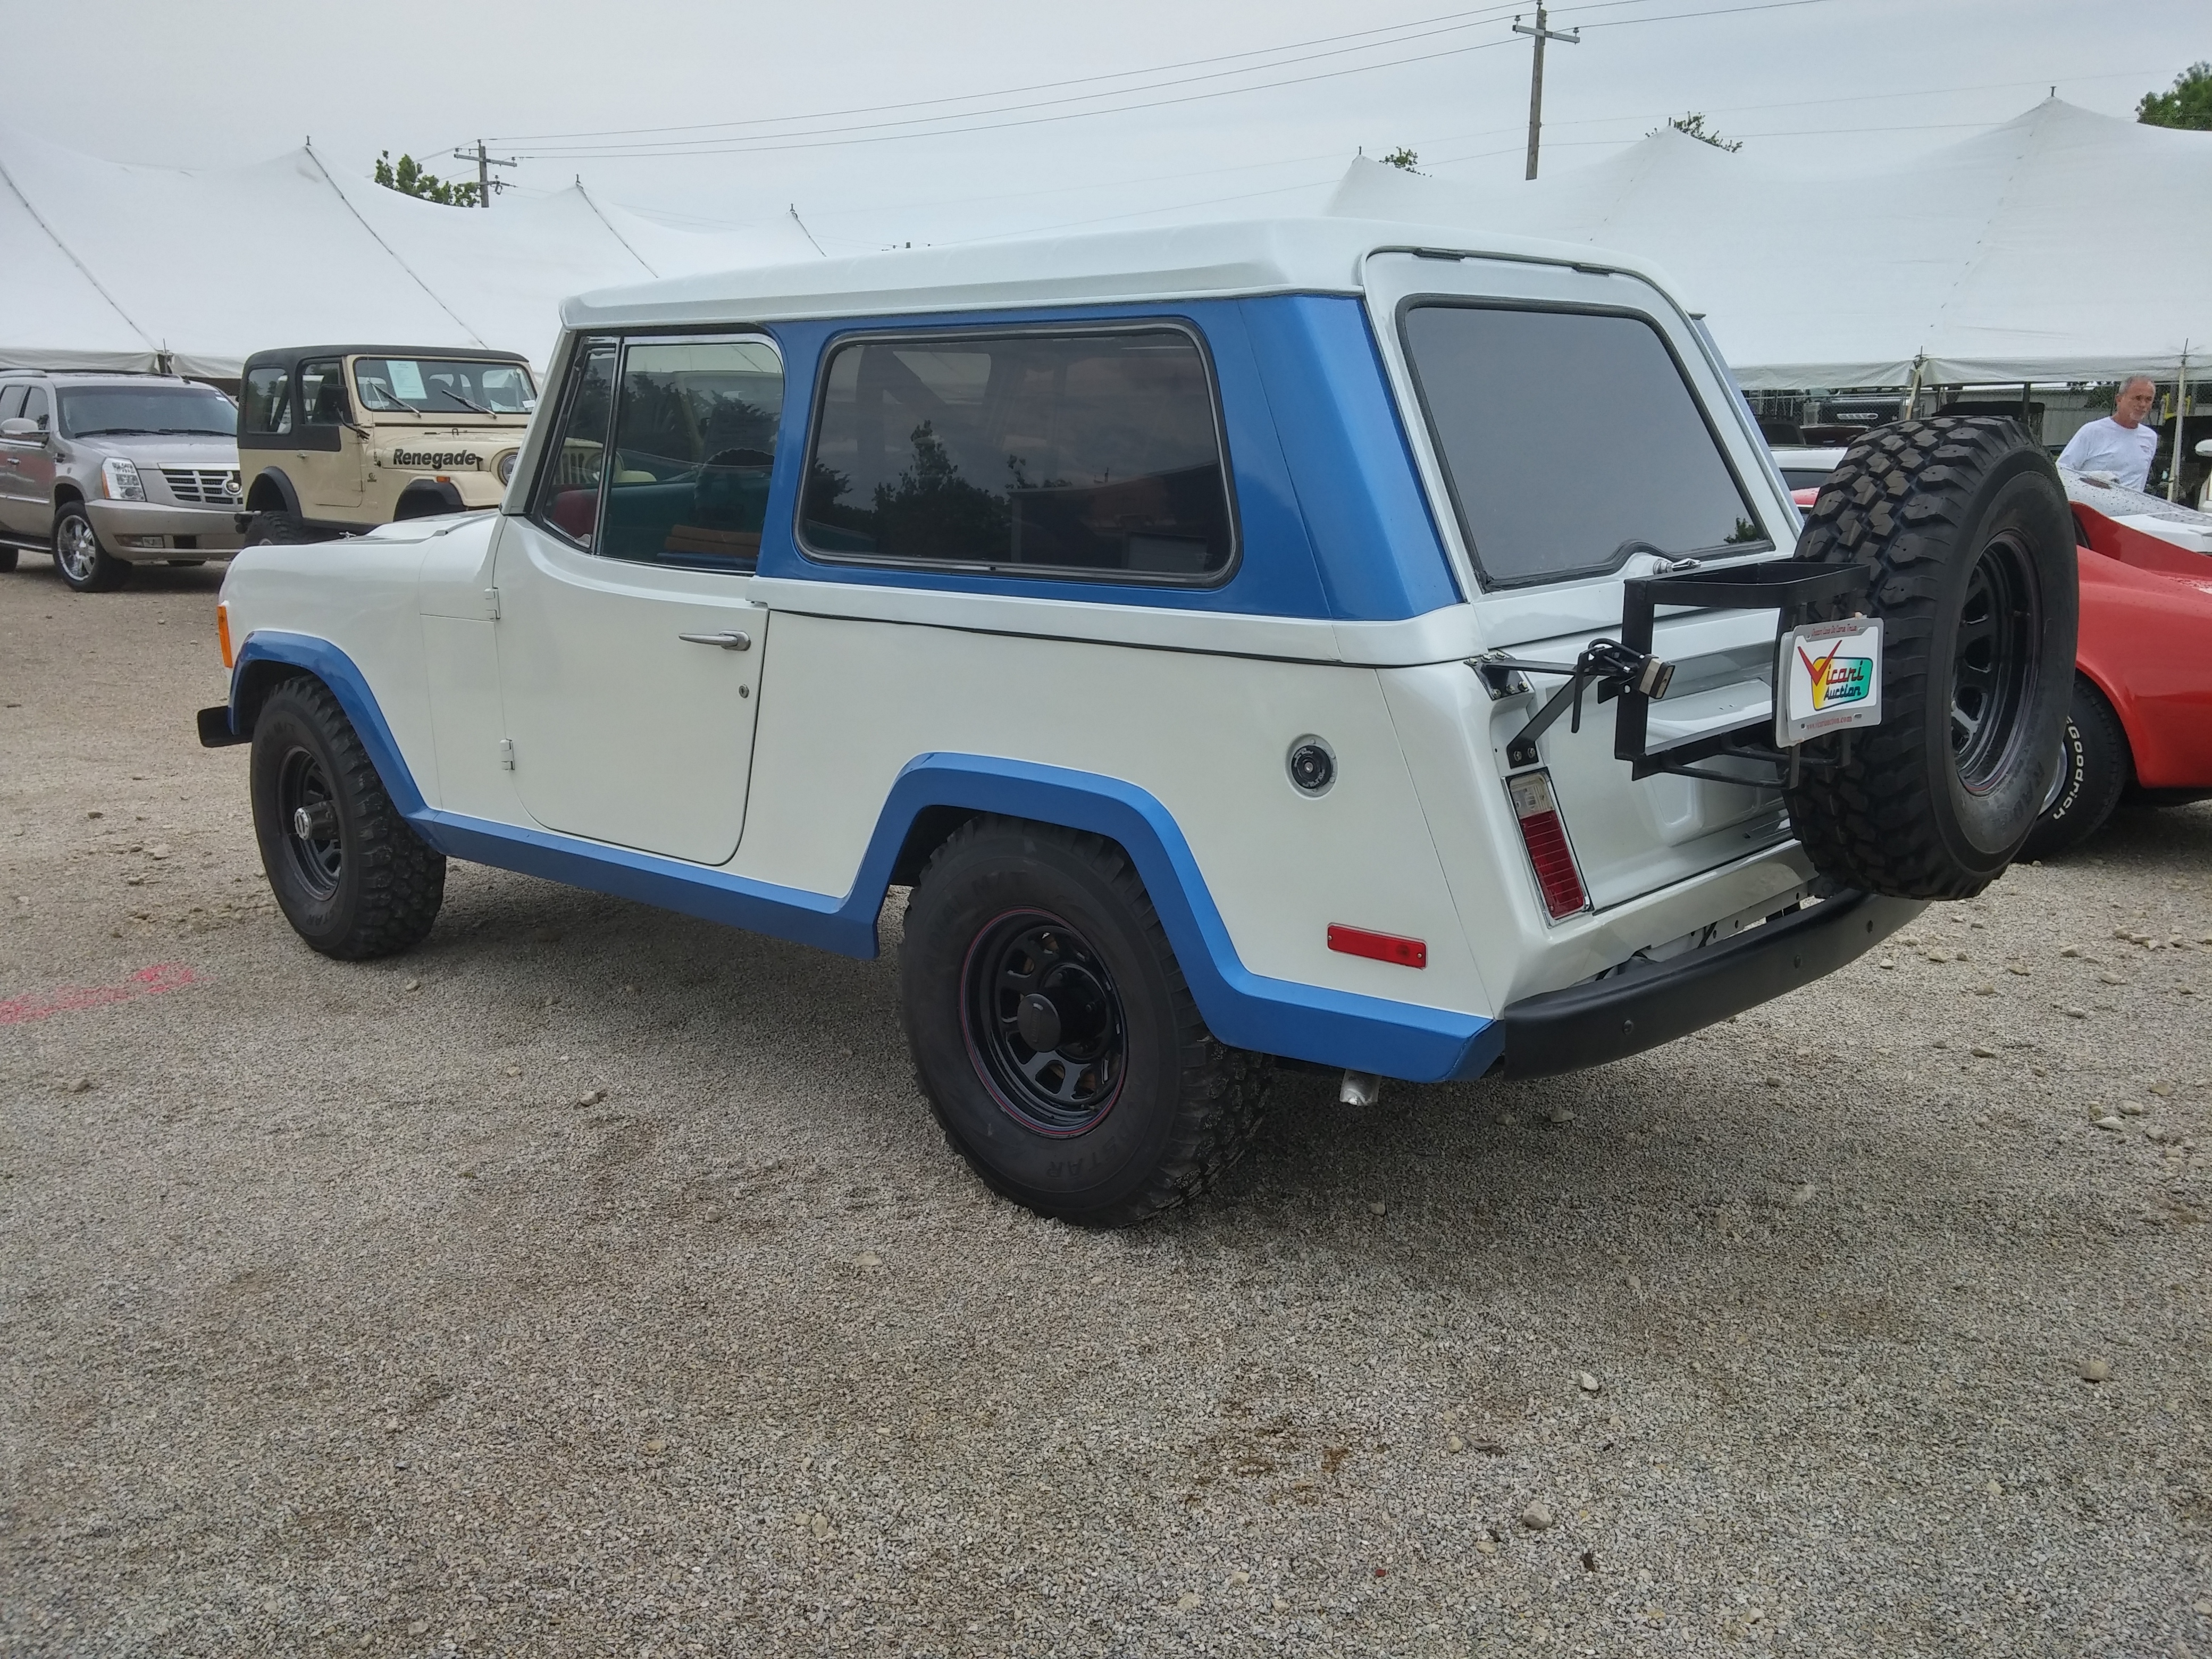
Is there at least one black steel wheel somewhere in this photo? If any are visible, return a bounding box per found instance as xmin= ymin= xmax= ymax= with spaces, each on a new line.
xmin=249 ymin=676 xmax=444 ymax=959
xmin=961 ymin=911 xmax=1127 ymax=1136
xmin=1950 ymin=530 xmax=2039 ymax=792
xmin=901 ymin=817 xmax=1272 ymax=1227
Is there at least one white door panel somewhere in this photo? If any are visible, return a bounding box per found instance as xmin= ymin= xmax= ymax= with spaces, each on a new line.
xmin=492 ymin=516 xmax=763 ymax=864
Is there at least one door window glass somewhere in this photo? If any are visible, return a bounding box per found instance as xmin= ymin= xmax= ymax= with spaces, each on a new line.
xmin=530 ymin=341 xmax=617 ymax=549
xmin=298 ymin=359 xmax=350 ymax=429
xmin=801 ymin=328 xmax=1235 ymax=582
xmin=602 ymin=339 xmax=783 ymax=568
xmin=1400 ymin=304 xmax=1765 ymax=586
xmin=243 ymin=366 xmax=291 ymax=434
xmin=19 ymin=387 xmax=49 ymax=433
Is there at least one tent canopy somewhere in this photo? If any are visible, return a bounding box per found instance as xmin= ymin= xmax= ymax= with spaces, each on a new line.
xmin=1326 ymin=99 xmax=2211 ymax=390
xmin=0 ymin=123 xmax=817 ymax=378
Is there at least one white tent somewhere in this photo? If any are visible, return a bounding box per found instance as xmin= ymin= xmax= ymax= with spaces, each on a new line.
xmin=1326 ymin=98 xmax=2211 ymax=390
xmin=0 ymin=123 xmax=819 ymax=378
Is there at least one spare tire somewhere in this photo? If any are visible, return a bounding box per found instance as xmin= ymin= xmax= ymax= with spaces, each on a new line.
xmin=1783 ymin=417 xmax=2076 ymax=900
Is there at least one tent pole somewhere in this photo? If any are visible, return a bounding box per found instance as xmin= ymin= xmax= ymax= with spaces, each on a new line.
xmin=2172 ymin=347 xmax=2188 ymax=504
xmin=1904 ymin=354 xmax=1925 ymax=422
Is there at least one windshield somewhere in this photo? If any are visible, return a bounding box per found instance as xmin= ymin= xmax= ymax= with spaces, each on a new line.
xmin=354 ymin=357 xmax=536 ymax=416
xmin=1401 ymin=303 xmax=1767 ymax=586
xmin=57 ymin=384 xmax=236 ymax=439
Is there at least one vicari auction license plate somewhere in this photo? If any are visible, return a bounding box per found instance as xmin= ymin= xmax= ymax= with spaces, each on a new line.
xmin=1775 ymin=616 xmax=1883 ymax=745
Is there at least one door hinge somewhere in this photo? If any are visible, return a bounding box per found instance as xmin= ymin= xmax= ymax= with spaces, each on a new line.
xmin=498 ymin=738 xmax=514 ymax=770
xmin=483 ymin=586 xmax=501 ymax=620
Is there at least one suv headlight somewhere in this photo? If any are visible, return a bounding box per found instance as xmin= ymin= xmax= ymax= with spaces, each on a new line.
xmin=496 ymin=451 xmax=518 ymax=485
xmin=100 ymin=457 xmax=146 ymax=502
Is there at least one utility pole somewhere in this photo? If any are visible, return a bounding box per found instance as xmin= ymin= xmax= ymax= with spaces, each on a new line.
xmin=1512 ymin=7 xmax=1581 ymax=181
xmin=450 ymin=140 xmax=517 ymax=208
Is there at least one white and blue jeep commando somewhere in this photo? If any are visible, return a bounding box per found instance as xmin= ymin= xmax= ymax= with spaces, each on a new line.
xmin=203 ymin=217 xmax=2076 ymax=1225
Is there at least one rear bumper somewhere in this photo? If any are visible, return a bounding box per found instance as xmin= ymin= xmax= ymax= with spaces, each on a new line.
xmin=86 ymin=499 xmax=245 ymax=556
xmin=1499 ymin=888 xmax=1925 ymax=1078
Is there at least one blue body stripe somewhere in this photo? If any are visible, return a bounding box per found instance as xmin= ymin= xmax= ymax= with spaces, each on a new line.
xmin=232 ymin=634 xmax=1502 ymax=1083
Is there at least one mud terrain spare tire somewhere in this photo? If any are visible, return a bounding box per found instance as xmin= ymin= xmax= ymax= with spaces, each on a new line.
xmin=1783 ymin=417 xmax=2076 ymax=900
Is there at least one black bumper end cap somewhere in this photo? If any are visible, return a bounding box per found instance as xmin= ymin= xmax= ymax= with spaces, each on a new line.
xmin=1499 ymin=888 xmax=1926 ymax=1079
xmin=196 ymin=704 xmax=245 ymax=748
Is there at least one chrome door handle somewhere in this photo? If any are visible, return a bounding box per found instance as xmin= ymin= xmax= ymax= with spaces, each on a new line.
xmin=678 ymin=630 xmax=751 ymax=651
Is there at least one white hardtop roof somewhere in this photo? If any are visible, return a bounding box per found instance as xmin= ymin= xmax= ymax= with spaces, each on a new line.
xmin=559 ymin=215 xmax=1679 ymax=330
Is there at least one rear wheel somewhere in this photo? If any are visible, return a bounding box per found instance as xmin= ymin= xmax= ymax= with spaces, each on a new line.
xmin=1784 ymin=418 xmax=2077 ymax=899
xmin=52 ymin=503 xmax=130 ymax=592
xmin=250 ymin=678 xmax=445 ymax=959
xmin=2018 ymin=676 xmax=2128 ymax=860
xmin=0 ymin=546 xmax=18 ymax=574
xmin=900 ymin=817 xmax=1272 ymax=1227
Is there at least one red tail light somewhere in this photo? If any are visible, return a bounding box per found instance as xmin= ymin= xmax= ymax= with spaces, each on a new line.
xmin=1506 ymin=769 xmax=1588 ymax=920
xmin=1327 ymin=924 xmax=1427 ymax=968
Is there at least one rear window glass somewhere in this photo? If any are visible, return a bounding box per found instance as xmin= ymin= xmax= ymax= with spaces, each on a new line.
xmin=1401 ymin=304 xmax=1765 ymax=586
xmin=801 ymin=327 xmax=1234 ymax=582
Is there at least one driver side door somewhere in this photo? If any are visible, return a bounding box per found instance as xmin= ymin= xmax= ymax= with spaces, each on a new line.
xmin=492 ymin=334 xmax=780 ymax=865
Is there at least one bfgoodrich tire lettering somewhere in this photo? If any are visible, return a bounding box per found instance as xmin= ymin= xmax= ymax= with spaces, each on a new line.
xmin=900 ymin=817 xmax=1272 ymax=1227
xmin=1784 ymin=418 xmax=2077 ymax=899
xmin=2018 ymin=675 xmax=2128 ymax=860
xmin=250 ymin=678 xmax=445 ymax=959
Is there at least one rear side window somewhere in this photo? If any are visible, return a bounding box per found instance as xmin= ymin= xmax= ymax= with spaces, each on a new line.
xmin=243 ymin=366 xmax=292 ymax=435
xmin=601 ymin=338 xmax=783 ymax=568
xmin=1401 ymin=304 xmax=1765 ymax=587
xmin=530 ymin=341 xmax=617 ymax=549
xmin=800 ymin=326 xmax=1235 ymax=582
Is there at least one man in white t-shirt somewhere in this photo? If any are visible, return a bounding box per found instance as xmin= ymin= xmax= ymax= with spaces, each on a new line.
xmin=2058 ymin=375 xmax=2160 ymax=489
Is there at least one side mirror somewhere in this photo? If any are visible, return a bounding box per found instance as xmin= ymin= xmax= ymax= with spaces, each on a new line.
xmin=0 ymin=416 xmax=37 ymax=438
xmin=2196 ymin=438 xmax=2212 ymax=459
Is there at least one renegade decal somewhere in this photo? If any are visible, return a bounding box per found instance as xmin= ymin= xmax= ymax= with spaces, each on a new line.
xmin=390 ymin=449 xmax=482 ymax=470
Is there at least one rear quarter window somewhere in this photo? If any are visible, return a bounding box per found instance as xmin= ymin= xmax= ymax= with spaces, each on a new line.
xmin=799 ymin=326 xmax=1236 ymax=583
xmin=1400 ymin=302 xmax=1766 ymax=588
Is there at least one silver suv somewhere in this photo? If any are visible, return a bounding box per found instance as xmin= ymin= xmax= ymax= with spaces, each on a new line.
xmin=0 ymin=371 xmax=245 ymax=592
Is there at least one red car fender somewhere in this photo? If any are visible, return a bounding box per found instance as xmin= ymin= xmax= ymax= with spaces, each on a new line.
xmin=2068 ymin=503 xmax=2212 ymax=791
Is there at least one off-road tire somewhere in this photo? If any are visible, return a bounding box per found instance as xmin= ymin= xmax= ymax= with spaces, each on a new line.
xmin=52 ymin=502 xmax=130 ymax=592
xmin=2018 ymin=675 xmax=2128 ymax=861
xmin=250 ymin=677 xmax=444 ymax=959
xmin=242 ymin=510 xmax=319 ymax=547
xmin=900 ymin=816 xmax=1272 ymax=1227
xmin=1784 ymin=418 xmax=2076 ymax=899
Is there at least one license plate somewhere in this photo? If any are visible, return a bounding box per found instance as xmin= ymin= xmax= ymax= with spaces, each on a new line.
xmin=1775 ymin=616 xmax=1882 ymax=745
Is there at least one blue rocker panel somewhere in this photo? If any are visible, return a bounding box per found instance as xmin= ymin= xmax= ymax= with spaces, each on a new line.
xmin=229 ymin=633 xmax=1503 ymax=1084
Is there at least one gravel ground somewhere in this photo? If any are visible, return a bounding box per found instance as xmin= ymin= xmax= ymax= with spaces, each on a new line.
xmin=3 ymin=555 xmax=2210 ymax=1659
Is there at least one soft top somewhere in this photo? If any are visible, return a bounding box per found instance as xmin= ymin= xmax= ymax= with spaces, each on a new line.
xmin=240 ymin=345 xmax=532 ymax=371
xmin=560 ymin=214 xmax=1671 ymax=331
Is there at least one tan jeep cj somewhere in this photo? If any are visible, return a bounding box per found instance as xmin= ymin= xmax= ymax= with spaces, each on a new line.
xmin=234 ymin=346 xmax=537 ymax=543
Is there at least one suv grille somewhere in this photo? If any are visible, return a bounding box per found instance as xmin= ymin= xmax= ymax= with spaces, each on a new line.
xmin=160 ymin=467 xmax=241 ymax=505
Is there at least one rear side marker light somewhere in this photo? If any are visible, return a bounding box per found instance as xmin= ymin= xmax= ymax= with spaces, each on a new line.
xmin=1506 ymin=768 xmax=1589 ymax=920
xmin=216 ymin=602 xmax=234 ymax=669
xmin=1328 ymin=925 xmax=1427 ymax=969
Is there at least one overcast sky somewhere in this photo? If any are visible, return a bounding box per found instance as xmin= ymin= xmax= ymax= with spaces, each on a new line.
xmin=4 ymin=0 xmax=2201 ymax=251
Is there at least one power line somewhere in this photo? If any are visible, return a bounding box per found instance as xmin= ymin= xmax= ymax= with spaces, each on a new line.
xmin=502 ymin=0 xmax=1853 ymax=163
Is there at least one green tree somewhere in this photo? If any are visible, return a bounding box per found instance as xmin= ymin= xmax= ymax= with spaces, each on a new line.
xmin=1653 ymin=113 xmax=1742 ymax=152
xmin=372 ymin=150 xmax=481 ymax=207
xmin=1381 ymin=146 xmax=1420 ymax=171
xmin=2138 ymin=62 xmax=2212 ymax=130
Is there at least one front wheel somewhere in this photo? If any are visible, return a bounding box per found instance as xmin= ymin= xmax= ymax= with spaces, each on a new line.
xmin=249 ymin=678 xmax=445 ymax=959
xmin=52 ymin=504 xmax=130 ymax=592
xmin=242 ymin=510 xmax=325 ymax=547
xmin=900 ymin=817 xmax=1272 ymax=1227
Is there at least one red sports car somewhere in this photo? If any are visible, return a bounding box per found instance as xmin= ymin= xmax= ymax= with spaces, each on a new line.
xmin=1784 ymin=457 xmax=2212 ymax=857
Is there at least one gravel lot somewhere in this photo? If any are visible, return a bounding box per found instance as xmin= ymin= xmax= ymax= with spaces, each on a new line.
xmin=3 ymin=555 xmax=2210 ymax=1658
